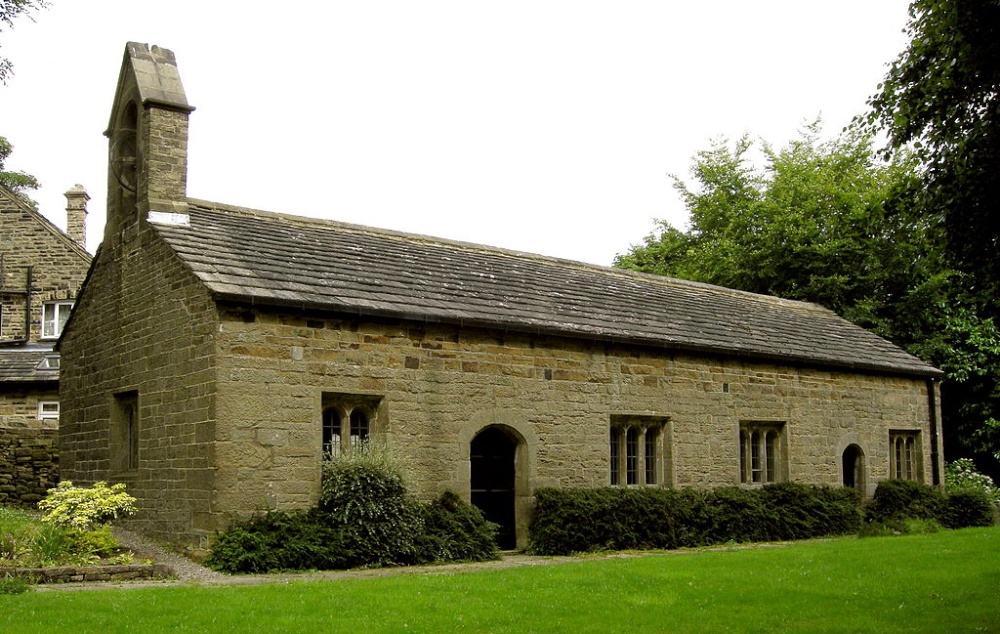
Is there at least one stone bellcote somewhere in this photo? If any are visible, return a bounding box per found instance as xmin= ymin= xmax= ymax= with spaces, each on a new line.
xmin=104 ymin=43 xmax=195 ymax=243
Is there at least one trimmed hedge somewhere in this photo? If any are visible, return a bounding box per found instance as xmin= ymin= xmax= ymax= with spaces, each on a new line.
xmin=529 ymin=483 xmax=861 ymax=556
xmin=864 ymin=479 xmax=995 ymax=530
xmin=864 ymin=479 xmax=944 ymax=524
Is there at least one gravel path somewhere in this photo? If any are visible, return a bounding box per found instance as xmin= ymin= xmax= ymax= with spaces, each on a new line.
xmin=111 ymin=526 xmax=229 ymax=583
xmin=32 ymin=527 xmax=588 ymax=592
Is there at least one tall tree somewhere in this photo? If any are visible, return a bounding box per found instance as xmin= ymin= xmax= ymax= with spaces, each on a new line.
xmin=863 ymin=0 xmax=1000 ymax=294
xmin=0 ymin=134 xmax=40 ymax=206
xmin=0 ymin=0 xmax=48 ymax=84
xmin=616 ymin=124 xmax=935 ymax=329
xmin=616 ymin=125 xmax=1000 ymax=476
xmin=860 ymin=0 xmax=1000 ymax=472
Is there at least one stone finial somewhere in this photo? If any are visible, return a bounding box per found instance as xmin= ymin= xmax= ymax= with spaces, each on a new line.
xmin=64 ymin=184 xmax=89 ymax=248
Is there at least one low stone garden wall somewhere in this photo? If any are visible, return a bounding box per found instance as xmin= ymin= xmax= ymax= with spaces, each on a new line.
xmin=0 ymin=424 xmax=58 ymax=506
xmin=4 ymin=562 xmax=173 ymax=584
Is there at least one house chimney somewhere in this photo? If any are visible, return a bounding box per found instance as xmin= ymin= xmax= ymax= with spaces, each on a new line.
xmin=64 ymin=184 xmax=89 ymax=248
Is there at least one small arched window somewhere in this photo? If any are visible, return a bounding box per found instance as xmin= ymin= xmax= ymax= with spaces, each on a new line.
xmin=889 ymin=431 xmax=921 ymax=481
xmin=322 ymin=407 xmax=342 ymax=458
xmin=739 ymin=422 xmax=785 ymax=485
xmin=321 ymin=393 xmax=380 ymax=459
xmin=609 ymin=417 xmax=667 ymax=487
xmin=349 ymin=410 xmax=370 ymax=448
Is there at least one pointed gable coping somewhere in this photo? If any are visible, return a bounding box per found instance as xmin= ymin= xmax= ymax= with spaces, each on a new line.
xmin=151 ymin=200 xmax=942 ymax=379
xmin=106 ymin=42 xmax=194 ymax=135
xmin=0 ymin=185 xmax=92 ymax=262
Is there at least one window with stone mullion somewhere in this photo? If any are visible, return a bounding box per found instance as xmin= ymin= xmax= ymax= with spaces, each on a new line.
xmin=610 ymin=421 xmax=661 ymax=487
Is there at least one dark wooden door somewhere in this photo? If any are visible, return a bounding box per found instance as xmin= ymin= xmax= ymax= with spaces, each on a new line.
xmin=843 ymin=445 xmax=862 ymax=491
xmin=471 ymin=427 xmax=517 ymax=550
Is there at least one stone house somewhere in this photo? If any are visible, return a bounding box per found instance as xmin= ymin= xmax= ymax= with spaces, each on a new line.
xmin=59 ymin=43 xmax=944 ymax=549
xmin=0 ymin=182 xmax=91 ymax=504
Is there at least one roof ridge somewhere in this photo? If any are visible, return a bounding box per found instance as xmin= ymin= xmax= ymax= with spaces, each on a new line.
xmin=182 ymin=197 xmax=830 ymax=316
xmin=163 ymin=198 xmax=940 ymax=378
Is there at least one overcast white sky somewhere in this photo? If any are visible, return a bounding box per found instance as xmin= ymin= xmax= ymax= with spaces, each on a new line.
xmin=2 ymin=1 xmax=911 ymax=264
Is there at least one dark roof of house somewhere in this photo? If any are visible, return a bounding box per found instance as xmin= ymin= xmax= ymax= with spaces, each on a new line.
xmin=151 ymin=201 xmax=941 ymax=378
xmin=0 ymin=344 xmax=59 ymax=383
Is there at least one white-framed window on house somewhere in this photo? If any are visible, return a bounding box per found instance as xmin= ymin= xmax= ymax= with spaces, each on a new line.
xmin=37 ymin=401 xmax=60 ymax=421
xmin=321 ymin=392 xmax=381 ymax=459
xmin=889 ymin=430 xmax=922 ymax=481
xmin=739 ymin=422 xmax=786 ymax=484
xmin=42 ymin=301 xmax=73 ymax=339
xmin=610 ymin=416 xmax=669 ymax=486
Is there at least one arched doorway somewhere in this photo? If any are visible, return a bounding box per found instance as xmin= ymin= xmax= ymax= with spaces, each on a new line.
xmin=842 ymin=444 xmax=865 ymax=494
xmin=470 ymin=426 xmax=518 ymax=550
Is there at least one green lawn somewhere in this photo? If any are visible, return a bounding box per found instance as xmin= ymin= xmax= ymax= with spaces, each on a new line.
xmin=3 ymin=527 xmax=998 ymax=633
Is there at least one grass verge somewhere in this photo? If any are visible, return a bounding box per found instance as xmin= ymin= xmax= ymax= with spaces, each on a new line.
xmin=2 ymin=527 xmax=998 ymax=633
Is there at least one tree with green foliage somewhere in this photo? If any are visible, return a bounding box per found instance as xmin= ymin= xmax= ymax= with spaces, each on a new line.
xmin=862 ymin=0 xmax=1000 ymax=473
xmin=616 ymin=123 xmax=936 ymax=332
xmin=0 ymin=0 xmax=48 ymax=84
xmin=615 ymin=124 xmax=1000 ymax=478
xmin=0 ymin=134 xmax=39 ymax=207
xmin=862 ymin=0 xmax=1000 ymax=292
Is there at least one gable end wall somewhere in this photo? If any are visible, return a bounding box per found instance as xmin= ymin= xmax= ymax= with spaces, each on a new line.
xmin=59 ymin=227 xmax=219 ymax=544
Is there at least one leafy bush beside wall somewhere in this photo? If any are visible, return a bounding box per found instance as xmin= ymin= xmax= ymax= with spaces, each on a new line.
xmin=864 ymin=478 xmax=995 ymax=531
xmin=864 ymin=479 xmax=945 ymax=524
xmin=412 ymin=491 xmax=500 ymax=564
xmin=207 ymin=450 xmax=498 ymax=574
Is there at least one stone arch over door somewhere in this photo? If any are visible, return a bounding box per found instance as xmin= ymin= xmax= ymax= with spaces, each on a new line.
xmin=841 ymin=443 xmax=867 ymax=496
xmin=470 ymin=427 xmax=519 ymax=549
xmin=458 ymin=414 xmax=537 ymax=550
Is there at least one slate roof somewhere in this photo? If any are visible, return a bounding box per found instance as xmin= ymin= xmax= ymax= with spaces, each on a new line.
xmin=0 ymin=344 xmax=59 ymax=383
xmin=150 ymin=201 xmax=941 ymax=378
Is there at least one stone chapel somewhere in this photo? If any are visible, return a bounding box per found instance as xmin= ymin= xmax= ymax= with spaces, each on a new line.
xmin=58 ymin=43 xmax=943 ymax=549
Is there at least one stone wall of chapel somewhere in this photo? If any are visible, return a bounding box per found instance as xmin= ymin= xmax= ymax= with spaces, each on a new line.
xmin=58 ymin=227 xmax=219 ymax=546
xmin=212 ymin=308 xmax=937 ymax=522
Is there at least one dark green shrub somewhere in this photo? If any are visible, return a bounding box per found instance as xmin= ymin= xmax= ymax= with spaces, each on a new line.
xmin=941 ymin=489 xmax=995 ymax=529
xmin=758 ymin=482 xmax=862 ymax=539
xmin=865 ymin=480 xmax=946 ymax=524
xmin=319 ymin=450 xmax=422 ymax=566
xmin=413 ymin=491 xmax=499 ymax=563
xmin=205 ymin=509 xmax=345 ymax=573
xmin=702 ymin=486 xmax=779 ymax=543
xmin=529 ymin=488 xmax=623 ymax=555
xmin=529 ymin=487 xmax=706 ymax=555
xmin=209 ymin=450 xmax=506 ymax=573
xmin=529 ymin=483 xmax=862 ymax=556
